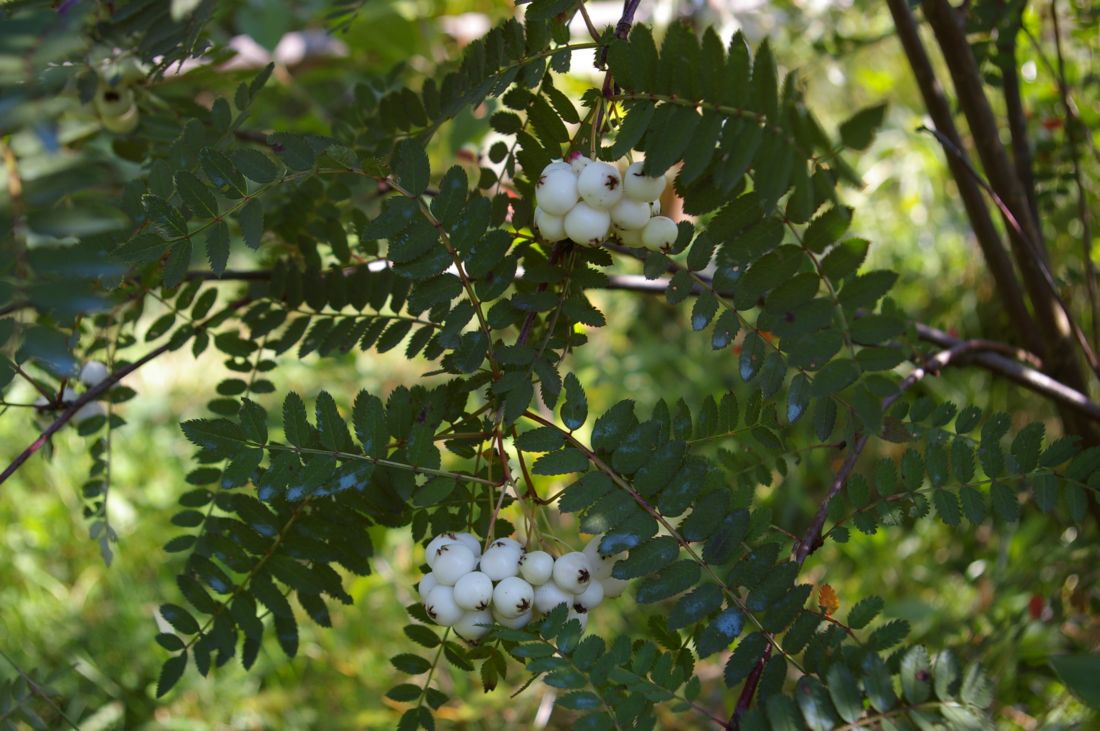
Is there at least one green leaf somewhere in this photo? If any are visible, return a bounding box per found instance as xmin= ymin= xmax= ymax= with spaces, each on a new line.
xmin=391 ymin=653 xmax=432 ymax=674
xmin=862 ymin=653 xmax=897 ymax=712
xmin=159 ymin=603 xmax=200 ymax=635
xmin=667 ymin=583 xmax=723 ymax=629
xmin=795 ymin=676 xmax=840 ymax=731
xmin=1011 ymin=422 xmax=1044 ymax=473
xmin=960 ymin=663 xmax=993 ymax=708
xmin=826 ymin=663 xmax=862 ymax=723
xmin=239 ymin=398 xmax=268 ymax=445
xmin=283 ymin=392 xmax=311 ymax=447
xmin=532 ymin=448 xmax=589 ymax=475
xmin=809 ymin=359 xmax=859 ymax=397
xmin=724 ymin=632 xmax=767 ymax=687
xmin=803 ymin=206 xmax=852 ymax=254
xmin=205 ymin=221 xmax=229 ymax=275
xmin=900 ymin=645 xmax=932 ymax=703
xmin=751 ymin=40 xmax=778 ymax=120
xmin=635 ymin=560 xmax=701 ymax=604
xmin=848 ymin=595 xmax=883 ymax=629
xmin=238 ymin=199 xmax=263 ymax=249
xmin=1049 ymin=654 xmax=1100 ymax=710
xmin=180 ymin=419 xmax=248 ymax=457
xmin=269 ymin=132 xmax=315 ymax=171
xmin=561 ymin=373 xmax=587 ymax=430
xmin=786 ymin=373 xmax=810 ymax=424
xmin=934 ymin=649 xmax=961 ymax=700
xmin=613 ymin=536 xmax=679 ymax=580
xmin=174 ymin=171 xmax=218 ymax=218
xmin=233 ymin=148 xmax=280 ymax=183
xmin=200 ymin=148 xmax=247 ymax=198
xmin=838 ymin=270 xmax=897 ymax=309
xmin=156 ymin=654 xmax=188 ymax=697
xmin=839 ymin=103 xmax=887 ymax=151
xmin=696 ymin=607 xmax=744 ymax=658
xmin=392 ymin=139 xmax=430 ymax=196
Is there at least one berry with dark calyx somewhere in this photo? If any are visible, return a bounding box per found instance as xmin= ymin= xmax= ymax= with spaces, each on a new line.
xmin=454 ymin=609 xmax=494 ymax=642
xmin=534 ymin=207 xmax=568 ymax=243
xmin=563 ymin=203 xmax=611 ymax=246
xmin=535 ymin=168 xmax=579 ymax=216
xmin=480 ymin=542 xmax=522 ymax=581
xmin=424 ymin=585 xmax=464 ymax=627
xmin=518 ymin=550 xmax=554 ymax=586
xmin=567 ymin=606 xmax=589 ymax=631
xmin=452 ymin=571 xmax=494 ymax=610
xmin=642 ymin=216 xmax=679 ymax=251
xmin=424 ymin=533 xmax=460 ymax=568
xmin=623 ymin=161 xmax=666 ymax=202
xmin=432 ymin=543 xmax=478 ymax=585
xmin=492 ymin=576 xmax=534 ymax=619
xmin=450 ymin=532 xmax=482 ymax=558
xmin=574 ymin=579 xmax=605 ymax=610
xmin=533 ymin=582 xmax=573 ymax=614
xmin=610 ymin=198 xmax=650 ymax=231
xmin=552 ymin=552 xmax=592 ymax=594
xmin=577 ymin=160 xmax=623 ymax=210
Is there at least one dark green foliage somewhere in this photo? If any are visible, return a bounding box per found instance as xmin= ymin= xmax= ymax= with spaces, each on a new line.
xmin=3 ymin=2 xmax=1091 ymax=727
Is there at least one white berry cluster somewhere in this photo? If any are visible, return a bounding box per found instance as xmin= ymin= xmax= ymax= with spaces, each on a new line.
xmin=417 ymin=532 xmax=628 ymax=642
xmin=33 ymin=360 xmax=110 ymax=425
xmin=534 ymin=153 xmax=678 ymax=250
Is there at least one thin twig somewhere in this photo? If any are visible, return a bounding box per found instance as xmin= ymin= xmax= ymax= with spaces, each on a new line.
xmin=0 ymin=297 xmax=252 ymax=487
xmin=918 ymin=124 xmax=1100 ymax=381
xmin=1050 ymin=0 xmax=1099 ymax=349
xmin=885 ymin=0 xmax=1038 ymax=353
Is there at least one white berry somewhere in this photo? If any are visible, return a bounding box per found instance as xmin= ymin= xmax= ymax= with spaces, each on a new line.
xmin=568 ymin=152 xmax=592 ymax=174
xmin=432 ymin=543 xmax=477 ymax=585
xmin=583 ymin=537 xmax=620 ymax=581
xmin=454 ymin=609 xmax=494 ymax=641
xmin=615 ymin=226 xmax=643 ymax=247
xmin=79 ymin=361 xmax=110 ymax=387
xmin=601 ymin=574 xmax=629 ymax=598
xmin=424 ymin=585 xmax=464 ymax=627
xmin=424 ymin=534 xmax=459 ymax=568
xmin=489 ymin=537 xmax=524 ymax=552
xmin=577 ymin=161 xmax=623 ymax=210
xmin=61 ymin=387 xmax=78 ymax=404
xmin=452 ymin=571 xmax=494 ymax=610
xmin=567 ymin=606 xmax=589 ymax=631
xmin=542 ymin=160 xmax=573 ymax=175
xmin=493 ymin=609 xmax=533 ymax=629
xmin=418 ymin=572 xmax=439 ymax=601
xmin=610 ymin=198 xmax=650 ymax=230
xmin=480 ymin=543 xmax=522 ymax=582
xmin=552 ymin=552 xmax=592 ymax=594
xmin=450 ymin=532 xmax=482 ymax=558
xmin=533 ymin=582 xmax=574 ymax=614
xmin=564 ymin=203 xmax=611 ymax=246
xmin=642 ymin=216 xmax=679 ymax=250
xmin=73 ymin=401 xmax=106 ymax=424
xmin=624 ymin=162 xmax=666 ymax=202
xmin=518 ymin=551 xmax=554 ymax=586
xmin=492 ymin=576 xmax=534 ymax=618
xmin=534 ymin=207 xmax=568 ymax=243
xmin=535 ymin=168 xmax=579 ymax=216
xmin=574 ymin=579 xmax=605 ymax=610
xmin=649 ymin=198 xmax=661 ymax=216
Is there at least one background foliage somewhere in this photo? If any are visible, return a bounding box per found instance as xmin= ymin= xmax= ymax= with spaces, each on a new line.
xmin=1 ymin=0 xmax=1098 ymax=728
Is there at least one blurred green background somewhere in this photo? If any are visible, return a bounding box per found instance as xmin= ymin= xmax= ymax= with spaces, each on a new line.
xmin=1 ymin=0 xmax=1098 ymax=727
